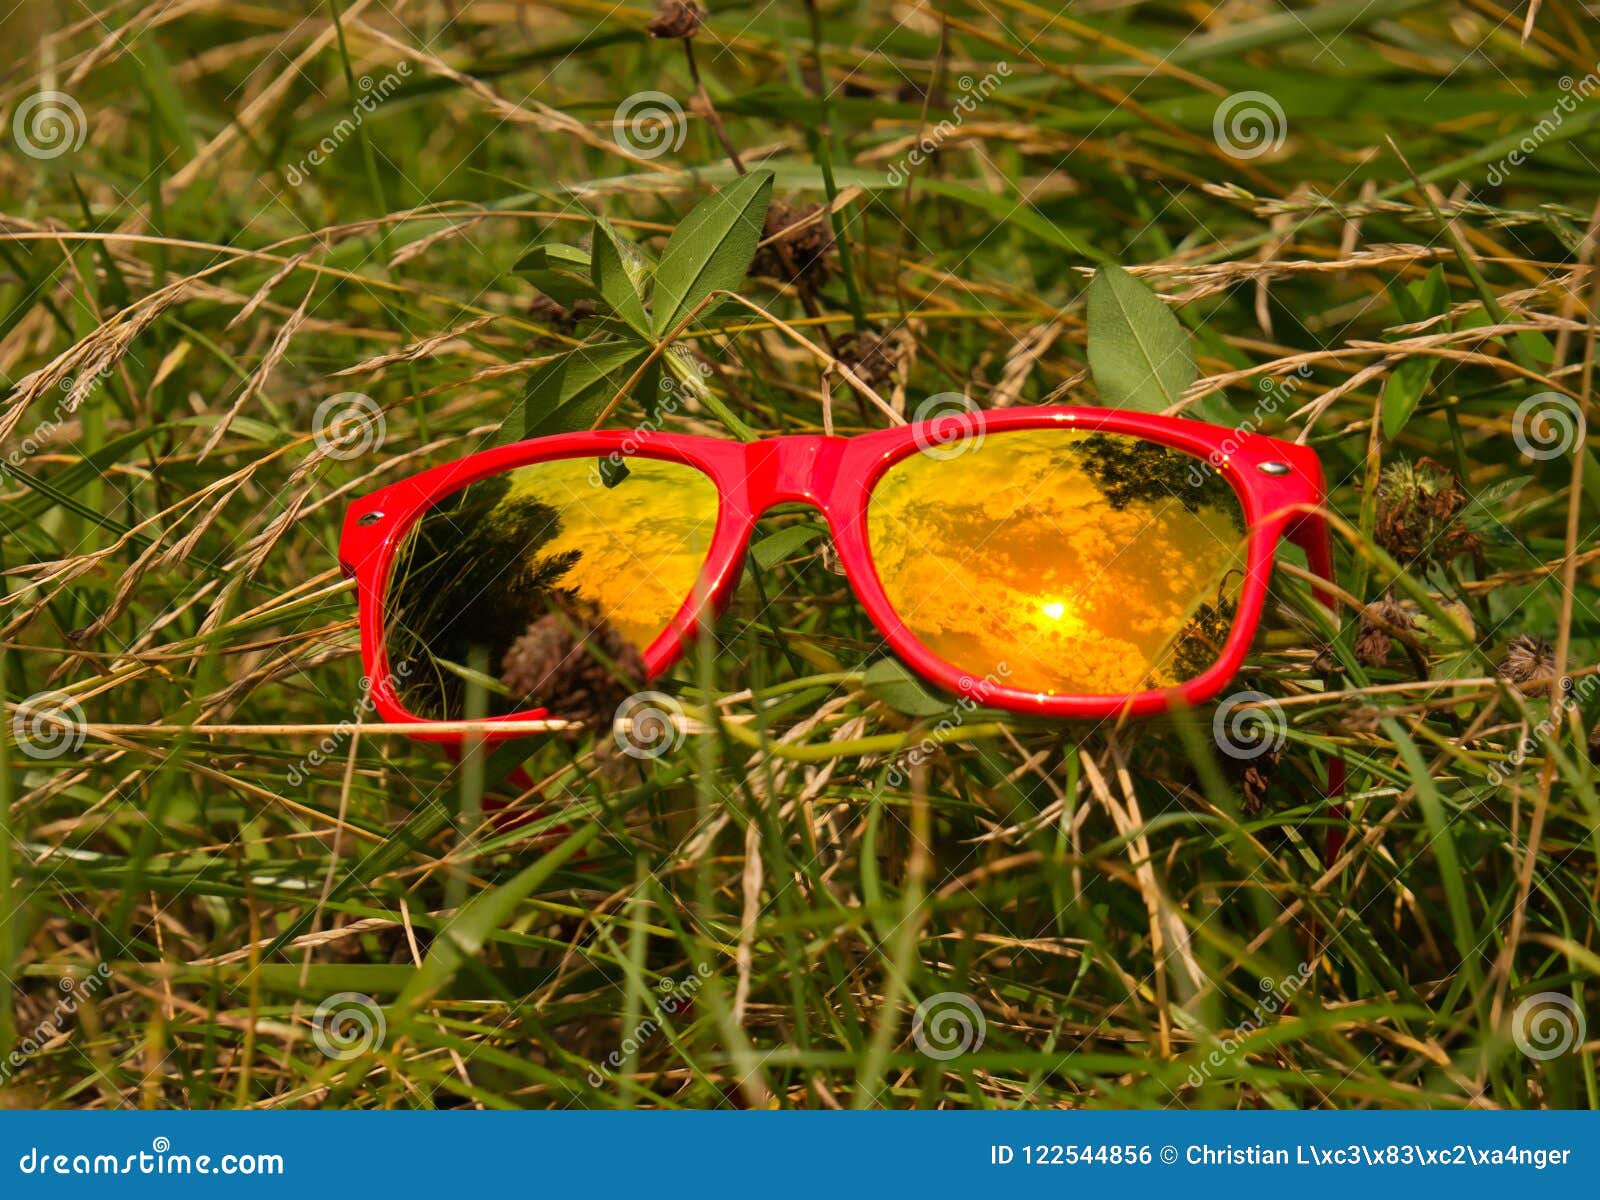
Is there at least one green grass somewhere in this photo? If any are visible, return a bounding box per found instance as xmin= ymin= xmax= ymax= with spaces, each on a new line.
xmin=1 ymin=0 xmax=1597 ymax=1109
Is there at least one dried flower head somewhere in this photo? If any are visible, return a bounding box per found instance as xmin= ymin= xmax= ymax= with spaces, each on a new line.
xmin=753 ymin=198 xmax=835 ymax=287
xmin=1356 ymin=595 xmax=1414 ymax=669
xmin=1312 ymin=644 xmax=1338 ymax=678
xmin=1374 ymin=458 xmax=1480 ymax=569
xmin=648 ymin=0 xmax=706 ymax=39
xmin=1233 ymin=748 xmax=1280 ymax=816
xmin=500 ymin=600 xmax=646 ymax=733
xmin=1500 ymin=633 xmax=1556 ymax=690
xmin=837 ymin=326 xmax=915 ymax=390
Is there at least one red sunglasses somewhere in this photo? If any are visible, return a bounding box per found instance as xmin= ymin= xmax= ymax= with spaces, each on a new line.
xmin=337 ymin=406 xmax=1335 ymax=744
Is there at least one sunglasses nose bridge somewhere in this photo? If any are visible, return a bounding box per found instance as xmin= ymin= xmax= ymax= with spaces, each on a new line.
xmin=744 ymin=436 xmax=848 ymax=513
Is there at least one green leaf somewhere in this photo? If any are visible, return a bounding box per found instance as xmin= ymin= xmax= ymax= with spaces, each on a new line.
xmin=1086 ymin=265 xmax=1197 ymax=413
xmin=513 ymin=243 xmax=597 ymax=306
xmin=1387 ymin=278 xmax=1421 ymax=324
xmin=598 ymin=456 xmax=630 ymax=487
xmin=606 ymin=220 xmax=657 ymax=291
xmin=590 ymin=218 xmax=653 ymax=336
xmin=1380 ymin=358 xmax=1439 ymax=440
xmin=651 ymin=169 xmax=774 ymax=338
xmin=514 ymin=243 xmax=591 ymax=275
xmin=1415 ymin=263 xmax=1448 ymax=315
xmin=862 ymin=658 xmax=953 ymax=718
xmin=1382 ymin=265 xmax=1449 ymax=439
xmin=6 ymin=422 xmax=186 ymax=524
xmin=516 ymin=339 xmax=651 ymax=439
xmin=1387 ymin=262 xmax=1448 ymax=325
xmin=1468 ymin=474 xmax=1532 ymax=510
xmin=750 ymin=523 xmax=828 ymax=571
xmin=1515 ymin=328 xmax=1556 ymax=366
xmin=430 ymin=657 xmax=514 ymax=697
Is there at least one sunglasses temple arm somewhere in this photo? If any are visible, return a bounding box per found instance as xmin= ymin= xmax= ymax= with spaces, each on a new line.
xmin=1287 ymin=507 xmax=1349 ymax=866
xmin=1288 ymin=508 xmax=1338 ymax=612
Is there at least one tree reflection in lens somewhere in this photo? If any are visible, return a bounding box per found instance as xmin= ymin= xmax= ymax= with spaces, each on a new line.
xmin=382 ymin=457 xmax=718 ymax=720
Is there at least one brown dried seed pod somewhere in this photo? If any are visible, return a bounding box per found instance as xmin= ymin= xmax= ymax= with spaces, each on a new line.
xmin=1501 ymin=633 xmax=1556 ymax=688
xmin=648 ymin=0 xmax=706 ymax=39
xmin=500 ymin=601 xmax=646 ymax=734
xmin=1355 ymin=595 xmax=1413 ymax=668
xmin=1354 ymin=623 xmax=1390 ymax=669
xmin=1238 ymin=749 xmax=1280 ymax=816
xmin=837 ymin=327 xmax=915 ymax=389
xmin=1312 ymin=644 xmax=1338 ymax=678
xmin=753 ymin=199 xmax=835 ymax=286
xmin=1373 ymin=458 xmax=1480 ymax=569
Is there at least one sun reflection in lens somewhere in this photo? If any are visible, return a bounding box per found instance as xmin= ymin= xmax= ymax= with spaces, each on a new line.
xmin=866 ymin=428 xmax=1248 ymax=696
xmin=1031 ymin=597 xmax=1089 ymax=643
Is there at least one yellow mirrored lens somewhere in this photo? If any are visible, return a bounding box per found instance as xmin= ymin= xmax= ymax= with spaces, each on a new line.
xmin=867 ymin=429 xmax=1248 ymax=696
xmin=384 ymin=456 xmax=719 ymax=719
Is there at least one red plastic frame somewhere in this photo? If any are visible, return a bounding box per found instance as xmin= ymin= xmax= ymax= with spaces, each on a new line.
xmin=338 ymin=407 xmax=1334 ymax=743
